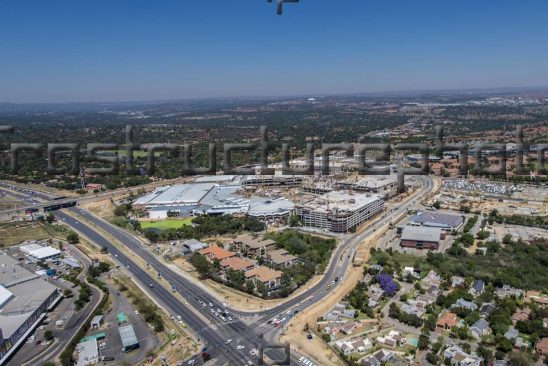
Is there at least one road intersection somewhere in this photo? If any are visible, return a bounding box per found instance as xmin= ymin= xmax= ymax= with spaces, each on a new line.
xmin=0 ymin=175 xmax=434 ymax=365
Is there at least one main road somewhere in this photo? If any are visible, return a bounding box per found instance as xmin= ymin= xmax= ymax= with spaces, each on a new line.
xmin=0 ymin=175 xmax=434 ymax=365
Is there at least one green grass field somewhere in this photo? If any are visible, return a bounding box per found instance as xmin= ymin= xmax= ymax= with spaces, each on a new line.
xmin=140 ymin=217 xmax=193 ymax=231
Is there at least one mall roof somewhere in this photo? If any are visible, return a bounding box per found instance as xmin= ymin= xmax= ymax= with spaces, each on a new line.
xmin=0 ymin=253 xmax=39 ymax=287
xmin=0 ymin=285 xmax=13 ymax=308
xmin=0 ymin=277 xmax=58 ymax=338
xmin=147 ymin=183 xmax=216 ymax=205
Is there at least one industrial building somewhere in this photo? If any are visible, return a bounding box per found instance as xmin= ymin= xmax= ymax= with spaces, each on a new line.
xmin=408 ymin=211 xmax=464 ymax=230
xmin=76 ymin=338 xmax=99 ymax=366
xmin=0 ymin=253 xmax=62 ymax=365
xmin=400 ymin=226 xmax=444 ymax=250
xmin=19 ymin=242 xmax=61 ymax=262
xmin=295 ymin=192 xmax=384 ymax=232
xmin=118 ymin=324 xmax=140 ymax=352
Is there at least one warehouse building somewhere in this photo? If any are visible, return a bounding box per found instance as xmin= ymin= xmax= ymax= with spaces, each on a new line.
xmin=0 ymin=253 xmax=62 ymax=365
xmin=408 ymin=211 xmax=464 ymax=231
xmin=119 ymin=324 xmax=140 ymax=352
xmin=295 ymin=192 xmax=384 ymax=232
xmin=76 ymin=338 xmax=99 ymax=366
xmin=19 ymin=243 xmax=61 ymax=262
xmin=400 ymin=226 xmax=444 ymax=250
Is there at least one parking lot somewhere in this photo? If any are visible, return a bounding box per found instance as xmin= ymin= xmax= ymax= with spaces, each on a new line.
xmin=86 ymin=276 xmax=159 ymax=364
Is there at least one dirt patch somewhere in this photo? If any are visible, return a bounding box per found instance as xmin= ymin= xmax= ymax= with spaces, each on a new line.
xmin=0 ymin=222 xmax=51 ymax=247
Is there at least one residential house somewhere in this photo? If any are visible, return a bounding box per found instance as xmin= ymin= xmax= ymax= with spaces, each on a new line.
xmin=233 ymin=234 xmax=276 ymax=258
xmin=511 ymin=308 xmax=531 ymax=323
xmin=536 ymin=338 xmax=548 ymax=357
xmin=422 ymin=270 xmax=442 ymax=287
xmin=199 ymin=246 xmax=235 ymax=262
xmin=470 ymin=279 xmax=485 ymax=296
xmin=470 ymin=318 xmax=490 ymax=338
xmin=451 ymin=276 xmax=465 ymax=288
xmin=401 ymin=299 xmax=426 ymax=318
xmin=403 ymin=267 xmax=418 ymax=278
xmin=436 ymin=312 xmax=458 ymax=332
xmin=360 ymin=355 xmax=380 ymax=366
xmin=505 ymin=326 xmax=519 ymax=340
xmin=479 ymin=303 xmax=495 ymax=318
xmin=244 ymin=266 xmax=283 ymax=289
xmin=525 ymin=291 xmax=548 ymax=305
xmin=335 ymin=339 xmax=372 ymax=355
xmin=376 ymin=331 xmax=405 ymax=349
xmin=220 ymin=257 xmax=255 ymax=272
xmin=368 ymin=284 xmax=384 ymax=307
xmin=372 ymin=349 xmax=394 ymax=363
xmin=451 ymin=298 xmax=478 ymax=311
xmin=444 ymin=345 xmax=482 ymax=366
xmin=266 ymin=249 xmax=297 ymax=267
xmin=340 ymin=321 xmax=364 ymax=335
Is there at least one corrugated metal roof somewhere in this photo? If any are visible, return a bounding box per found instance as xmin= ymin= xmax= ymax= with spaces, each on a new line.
xmin=400 ymin=226 xmax=442 ymax=242
xmin=119 ymin=324 xmax=139 ymax=349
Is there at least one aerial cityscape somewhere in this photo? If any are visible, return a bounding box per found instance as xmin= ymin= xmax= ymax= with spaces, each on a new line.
xmin=0 ymin=1 xmax=547 ymax=366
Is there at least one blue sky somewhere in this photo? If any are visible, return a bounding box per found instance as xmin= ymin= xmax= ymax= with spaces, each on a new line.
xmin=1 ymin=0 xmax=547 ymax=102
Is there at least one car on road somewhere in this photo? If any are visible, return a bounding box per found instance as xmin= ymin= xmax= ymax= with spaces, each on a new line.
xmin=225 ymin=339 xmax=232 ymax=344
xmin=236 ymin=345 xmax=245 ymax=350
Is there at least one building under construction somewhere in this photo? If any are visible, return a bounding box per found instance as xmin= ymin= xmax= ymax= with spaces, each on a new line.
xmin=295 ymin=191 xmax=384 ymax=232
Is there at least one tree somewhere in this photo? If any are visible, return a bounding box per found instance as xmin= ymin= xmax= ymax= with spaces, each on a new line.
xmin=508 ymin=352 xmax=533 ymax=366
xmin=433 ymin=201 xmax=441 ymax=210
xmin=46 ymin=212 xmax=55 ymax=224
xmin=477 ymin=344 xmax=493 ymax=364
xmin=289 ymin=214 xmax=301 ymax=227
xmin=426 ymin=352 xmax=439 ymax=365
xmin=376 ymin=273 xmax=398 ymax=296
xmin=189 ymin=253 xmax=211 ymax=278
xmin=66 ymin=232 xmax=80 ymax=244
xmin=144 ymin=230 xmax=159 ymax=243
xmin=63 ymin=289 xmax=73 ymax=298
xmin=113 ymin=204 xmax=128 ymax=217
xmin=256 ymin=281 xmax=267 ymax=297
xmin=418 ymin=334 xmax=429 ymax=350
xmin=245 ymin=279 xmax=255 ymax=294
xmin=44 ymin=330 xmax=54 ymax=341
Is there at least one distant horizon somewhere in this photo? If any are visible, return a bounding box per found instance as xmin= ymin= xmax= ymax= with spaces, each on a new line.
xmin=2 ymin=85 xmax=548 ymax=106
xmin=2 ymin=1 xmax=547 ymax=104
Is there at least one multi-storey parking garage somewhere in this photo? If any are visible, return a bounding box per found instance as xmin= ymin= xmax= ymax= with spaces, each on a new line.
xmin=295 ymin=191 xmax=384 ymax=232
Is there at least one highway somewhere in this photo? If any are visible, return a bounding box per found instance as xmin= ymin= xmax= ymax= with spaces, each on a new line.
xmin=0 ymin=175 xmax=434 ymax=365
